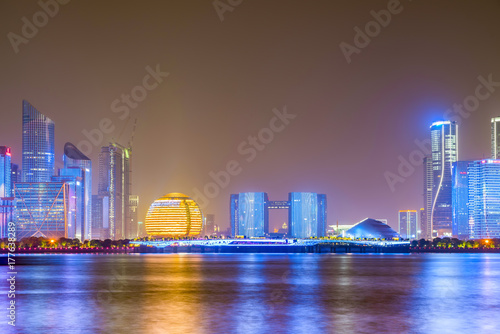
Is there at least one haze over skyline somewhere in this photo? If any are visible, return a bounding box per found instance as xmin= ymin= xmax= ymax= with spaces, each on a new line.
xmin=2 ymin=0 xmax=500 ymax=231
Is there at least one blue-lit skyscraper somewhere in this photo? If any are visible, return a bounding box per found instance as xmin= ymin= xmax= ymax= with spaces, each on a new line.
xmin=452 ymin=161 xmax=472 ymax=239
xmin=231 ymin=192 xmax=269 ymax=237
xmin=22 ymin=100 xmax=55 ymax=182
xmin=0 ymin=147 xmax=12 ymax=197
xmin=398 ymin=210 xmax=417 ymax=239
xmin=289 ymin=192 xmax=326 ymax=238
xmin=468 ymin=160 xmax=500 ymax=239
xmin=429 ymin=121 xmax=458 ymax=237
xmin=64 ymin=142 xmax=92 ymax=240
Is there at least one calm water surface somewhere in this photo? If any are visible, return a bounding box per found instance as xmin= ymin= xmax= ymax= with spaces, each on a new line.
xmin=2 ymin=253 xmax=500 ymax=334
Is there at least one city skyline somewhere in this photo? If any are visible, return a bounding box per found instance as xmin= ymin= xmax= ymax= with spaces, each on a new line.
xmin=2 ymin=1 xmax=500 ymax=233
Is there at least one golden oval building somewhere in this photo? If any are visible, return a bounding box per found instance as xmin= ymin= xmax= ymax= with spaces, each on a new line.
xmin=145 ymin=193 xmax=204 ymax=237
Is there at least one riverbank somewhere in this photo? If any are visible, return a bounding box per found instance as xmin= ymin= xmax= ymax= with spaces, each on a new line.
xmin=410 ymin=247 xmax=500 ymax=253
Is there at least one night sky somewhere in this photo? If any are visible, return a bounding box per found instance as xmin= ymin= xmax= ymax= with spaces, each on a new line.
xmin=1 ymin=0 xmax=500 ymax=232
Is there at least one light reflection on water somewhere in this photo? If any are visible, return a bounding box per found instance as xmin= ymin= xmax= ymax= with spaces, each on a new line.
xmin=2 ymin=253 xmax=500 ymax=333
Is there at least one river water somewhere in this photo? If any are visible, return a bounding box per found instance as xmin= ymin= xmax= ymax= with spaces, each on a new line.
xmin=2 ymin=253 xmax=500 ymax=333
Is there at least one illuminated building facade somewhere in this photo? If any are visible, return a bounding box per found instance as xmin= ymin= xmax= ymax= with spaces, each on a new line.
xmin=398 ymin=210 xmax=417 ymax=239
xmin=22 ymin=100 xmax=55 ymax=183
xmin=231 ymin=192 xmax=269 ymax=238
xmin=51 ymin=173 xmax=78 ymax=239
xmin=145 ymin=193 xmax=203 ymax=237
xmin=0 ymin=198 xmax=15 ymax=239
xmin=422 ymin=156 xmax=433 ymax=239
xmin=428 ymin=121 xmax=458 ymax=237
xmin=491 ymin=117 xmax=500 ymax=159
xmin=289 ymin=192 xmax=326 ymax=238
xmin=14 ymin=182 xmax=69 ymax=240
xmin=98 ymin=143 xmax=131 ymax=240
xmin=452 ymin=161 xmax=472 ymax=239
xmin=129 ymin=195 xmax=139 ymax=238
xmin=230 ymin=192 xmax=326 ymax=238
xmin=345 ymin=218 xmax=400 ymax=239
xmin=204 ymin=213 xmax=215 ymax=236
xmin=0 ymin=147 xmax=12 ymax=198
xmin=64 ymin=142 xmax=92 ymax=240
xmin=91 ymin=194 xmax=109 ymax=240
xmin=468 ymin=160 xmax=500 ymax=239
xmin=11 ymin=163 xmax=20 ymax=196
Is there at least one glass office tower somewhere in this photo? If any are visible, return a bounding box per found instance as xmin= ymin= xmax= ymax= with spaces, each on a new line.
xmin=452 ymin=161 xmax=472 ymax=239
xmin=289 ymin=192 xmax=326 ymax=238
xmin=14 ymin=182 xmax=69 ymax=240
xmin=468 ymin=160 xmax=500 ymax=239
xmin=64 ymin=142 xmax=92 ymax=240
xmin=429 ymin=121 xmax=458 ymax=237
xmin=0 ymin=147 xmax=12 ymax=197
xmin=22 ymin=100 xmax=55 ymax=182
xmin=231 ymin=192 xmax=269 ymax=237
xmin=98 ymin=143 xmax=131 ymax=240
xmin=398 ymin=210 xmax=417 ymax=239
xmin=491 ymin=117 xmax=500 ymax=159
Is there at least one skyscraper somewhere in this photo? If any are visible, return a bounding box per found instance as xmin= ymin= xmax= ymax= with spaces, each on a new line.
xmin=91 ymin=194 xmax=109 ymax=240
xmin=452 ymin=161 xmax=472 ymax=239
xmin=0 ymin=147 xmax=12 ymax=197
xmin=468 ymin=160 xmax=500 ymax=239
xmin=491 ymin=117 xmax=500 ymax=159
xmin=98 ymin=143 xmax=131 ymax=240
xmin=231 ymin=192 xmax=269 ymax=238
xmin=63 ymin=142 xmax=92 ymax=240
xmin=204 ymin=213 xmax=215 ymax=236
xmin=422 ymin=156 xmax=433 ymax=239
xmin=289 ymin=192 xmax=327 ymax=238
xmin=398 ymin=210 xmax=417 ymax=239
xmin=22 ymin=100 xmax=55 ymax=182
xmin=428 ymin=121 xmax=458 ymax=237
xmin=129 ymin=195 xmax=139 ymax=238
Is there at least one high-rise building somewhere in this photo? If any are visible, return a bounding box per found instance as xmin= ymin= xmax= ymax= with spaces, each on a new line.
xmin=398 ymin=210 xmax=417 ymax=239
xmin=428 ymin=121 xmax=458 ymax=237
xmin=52 ymin=169 xmax=83 ymax=240
xmin=22 ymin=100 xmax=55 ymax=182
xmin=419 ymin=208 xmax=425 ymax=239
xmin=0 ymin=147 xmax=12 ymax=197
xmin=468 ymin=160 xmax=500 ymax=239
xmin=422 ymin=156 xmax=433 ymax=239
xmin=230 ymin=191 xmax=326 ymax=238
xmin=91 ymin=194 xmax=109 ymax=240
xmin=10 ymin=163 xmax=20 ymax=196
xmin=204 ymin=213 xmax=215 ymax=236
xmin=231 ymin=192 xmax=269 ymax=238
xmin=452 ymin=161 xmax=472 ymax=239
xmin=98 ymin=143 xmax=131 ymax=240
xmin=14 ymin=182 xmax=69 ymax=240
xmin=129 ymin=195 xmax=139 ymax=239
xmin=0 ymin=198 xmax=15 ymax=239
xmin=63 ymin=143 xmax=92 ymax=240
xmin=289 ymin=192 xmax=326 ymax=238
xmin=491 ymin=117 xmax=500 ymax=159
xmin=137 ymin=221 xmax=146 ymax=238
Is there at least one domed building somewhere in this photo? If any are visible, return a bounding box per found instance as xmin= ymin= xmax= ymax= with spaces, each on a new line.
xmin=343 ymin=218 xmax=400 ymax=240
xmin=145 ymin=193 xmax=203 ymax=237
